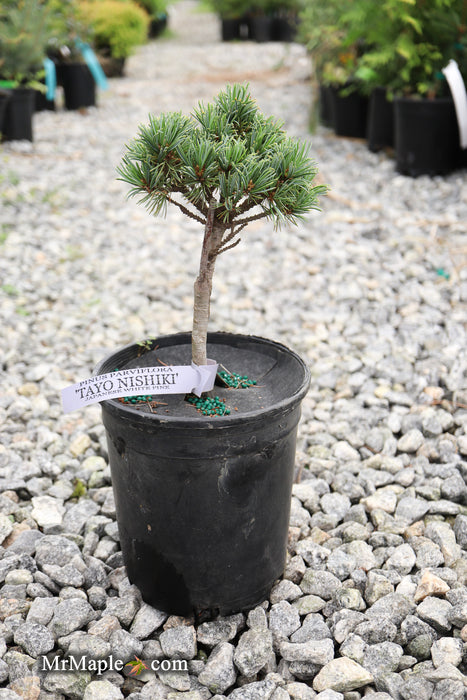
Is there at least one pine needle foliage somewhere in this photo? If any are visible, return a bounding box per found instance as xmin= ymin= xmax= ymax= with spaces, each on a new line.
xmin=119 ymin=84 xmax=325 ymax=231
xmin=118 ymin=83 xmax=327 ymax=366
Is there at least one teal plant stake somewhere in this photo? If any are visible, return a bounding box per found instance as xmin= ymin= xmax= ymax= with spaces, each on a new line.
xmin=75 ymin=39 xmax=108 ymax=90
xmin=43 ymin=57 xmax=56 ymax=100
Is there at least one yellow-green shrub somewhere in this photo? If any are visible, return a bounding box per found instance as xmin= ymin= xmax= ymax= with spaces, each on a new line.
xmin=80 ymin=0 xmax=149 ymax=59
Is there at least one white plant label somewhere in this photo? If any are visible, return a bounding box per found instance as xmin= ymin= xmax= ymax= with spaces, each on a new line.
xmin=442 ymin=59 xmax=467 ymax=148
xmin=61 ymin=360 xmax=218 ymax=413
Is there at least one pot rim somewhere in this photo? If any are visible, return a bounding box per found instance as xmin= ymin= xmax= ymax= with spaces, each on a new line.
xmin=393 ymin=95 xmax=454 ymax=104
xmin=94 ymin=331 xmax=311 ymax=428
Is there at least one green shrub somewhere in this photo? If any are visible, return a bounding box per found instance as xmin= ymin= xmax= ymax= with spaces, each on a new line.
xmin=298 ymin=0 xmax=466 ymax=98
xmin=208 ymin=0 xmax=251 ymax=19
xmin=351 ymin=0 xmax=463 ymax=97
xmin=46 ymin=0 xmax=94 ymax=60
xmin=298 ymin=0 xmax=361 ymax=90
xmin=80 ymin=0 xmax=149 ymax=59
xmin=209 ymin=0 xmax=302 ymax=19
xmin=0 ymin=0 xmax=51 ymax=87
xmin=136 ymin=0 xmax=167 ymax=20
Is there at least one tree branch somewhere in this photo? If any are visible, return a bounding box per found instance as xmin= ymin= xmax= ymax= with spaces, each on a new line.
xmin=172 ymin=185 xmax=211 ymax=218
xmin=217 ymin=238 xmax=241 ymax=256
xmin=233 ymin=210 xmax=270 ymax=228
xmin=166 ymin=196 xmax=206 ymax=225
xmin=234 ymin=193 xmax=271 ymax=217
xmin=219 ymin=226 xmax=238 ymax=249
xmin=216 ymin=209 xmax=269 ymax=251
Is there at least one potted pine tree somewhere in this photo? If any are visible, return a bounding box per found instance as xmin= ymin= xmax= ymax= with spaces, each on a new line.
xmin=248 ymin=0 xmax=274 ymax=43
xmin=211 ymin=0 xmax=251 ymax=41
xmin=47 ymin=0 xmax=105 ymax=110
xmin=298 ymin=0 xmax=368 ymax=137
xmin=0 ymin=0 xmax=51 ymax=141
xmin=349 ymin=0 xmax=463 ymax=171
xmin=270 ymin=0 xmax=302 ymax=42
xmin=137 ymin=0 xmax=169 ymax=38
xmin=94 ymin=84 xmax=326 ymax=617
xmin=388 ymin=0 xmax=462 ymax=177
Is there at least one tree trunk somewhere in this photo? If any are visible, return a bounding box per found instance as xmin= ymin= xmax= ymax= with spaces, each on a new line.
xmin=191 ymin=204 xmax=224 ymax=367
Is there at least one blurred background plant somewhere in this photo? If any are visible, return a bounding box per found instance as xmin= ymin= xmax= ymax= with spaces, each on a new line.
xmin=298 ymin=0 xmax=467 ymax=99
xmin=79 ymin=0 xmax=150 ymax=61
xmin=209 ymin=0 xmax=251 ymax=21
xmin=0 ymin=0 xmax=51 ymax=89
xmin=210 ymin=0 xmax=303 ymax=40
xmin=352 ymin=0 xmax=466 ymax=98
xmin=298 ymin=0 xmax=360 ymax=91
xmin=136 ymin=0 xmax=169 ymax=37
xmin=45 ymin=0 xmax=94 ymax=62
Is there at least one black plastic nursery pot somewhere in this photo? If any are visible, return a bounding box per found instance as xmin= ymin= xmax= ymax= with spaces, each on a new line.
xmin=249 ymin=15 xmax=274 ymax=42
xmin=34 ymin=90 xmax=55 ymax=112
xmin=58 ymin=62 xmax=96 ymax=110
xmin=221 ymin=16 xmax=249 ymax=41
xmin=149 ymin=14 xmax=168 ymax=38
xmin=0 ymin=91 xmax=10 ymax=138
xmin=95 ymin=332 xmax=310 ymax=617
xmin=221 ymin=17 xmax=240 ymax=40
xmin=330 ymin=85 xmax=368 ymax=138
xmin=319 ymin=84 xmax=334 ymax=128
xmin=97 ymin=53 xmax=126 ymax=79
xmin=2 ymin=88 xmax=35 ymax=142
xmin=34 ymin=79 xmax=55 ymax=112
xmin=394 ymin=96 xmax=460 ymax=176
xmin=272 ymin=15 xmax=297 ymax=42
xmin=367 ymin=86 xmax=394 ymax=153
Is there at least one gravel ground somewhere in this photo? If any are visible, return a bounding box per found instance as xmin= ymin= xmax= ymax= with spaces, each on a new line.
xmin=1 ymin=2 xmax=467 ymax=699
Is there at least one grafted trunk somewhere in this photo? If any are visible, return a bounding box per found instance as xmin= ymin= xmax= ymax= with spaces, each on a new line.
xmin=191 ymin=203 xmax=224 ymax=367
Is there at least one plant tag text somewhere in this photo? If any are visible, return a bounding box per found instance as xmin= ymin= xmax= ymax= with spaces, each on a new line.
xmin=61 ymin=360 xmax=218 ymax=413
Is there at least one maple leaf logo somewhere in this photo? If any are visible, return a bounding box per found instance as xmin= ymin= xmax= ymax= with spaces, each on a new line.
xmin=125 ymin=656 xmax=148 ymax=676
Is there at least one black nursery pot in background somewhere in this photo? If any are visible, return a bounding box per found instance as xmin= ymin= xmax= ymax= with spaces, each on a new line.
xmin=2 ymin=88 xmax=35 ymax=142
xmin=367 ymin=86 xmax=394 ymax=153
xmin=329 ymin=85 xmax=368 ymax=138
xmin=95 ymin=332 xmax=310 ymax=617
xmin=35 ymin=89 xmax=55 ymax=112
xmin=249 ymin=15 xmax=274 ymax=42
xmin=57 ymin=62 xmax=96 ymax=110
xmin=221 ymin=17 xmax=239 ymax=40
xmin=148 ymin=14 xmax=168 ymax=38
xmin=221 ymin=16 xmax=249 ymax=40
xmin=319 ymin=84 xmax=334 ymax=128
xmin=394 ymin=96 xmax=460 ymax=176
xmin=272 ymin=14 xmax=297 ymax=42
xmin=0 ymin=91 xmax=10 ymax=138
